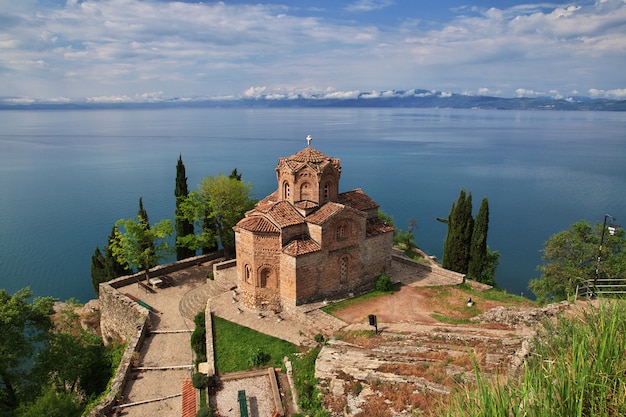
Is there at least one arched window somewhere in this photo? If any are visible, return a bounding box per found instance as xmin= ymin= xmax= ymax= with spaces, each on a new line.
xmin=340 ymin=256 xmax=348 ymax=283
xmin=244 ymin=264 xmax=251 ymax=283
xmin=324 ymin=182 xmax=331 ymax=202
xmin=283 ymin=182 xmax=290 ymax=200
xmin=260 ymin=268 xmax=273 ymax=288
xmin=336 ymin=224 xmax=346 ymax=240
xmin=300 ymin=182 xmax=311 ymax=201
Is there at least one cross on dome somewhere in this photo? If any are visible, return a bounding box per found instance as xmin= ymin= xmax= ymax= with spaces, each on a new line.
xmin=306 ymin=134 xmax=312 ymax=146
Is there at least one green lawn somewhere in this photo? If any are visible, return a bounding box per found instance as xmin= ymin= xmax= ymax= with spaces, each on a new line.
xmin=212 ymin=315 xmax=299 ymax=374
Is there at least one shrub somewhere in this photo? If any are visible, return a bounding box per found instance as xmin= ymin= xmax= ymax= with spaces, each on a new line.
xmin=314 ymin=333 xmax=325 ymax=344
xmin=191 ymin=326 xmax=206 ymax=356
xmin=194 ymin=310 xmax=206 ymax=327
xmin=192 ymin=372 xmax=209 ymax=389
xmin=196 ymin=405 xmax=213 ymax=417
xmin=248 ymin=348 xmax=270 ymax=368
xmin=375 ymin=270 xmax=393 ymax=292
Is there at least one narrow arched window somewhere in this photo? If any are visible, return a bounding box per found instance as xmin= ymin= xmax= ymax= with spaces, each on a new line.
xmin=324 ymin=182 xmax=331 ymax=202
xmin=340 ymin=256 xmax=348 ymax=283
xmin=283 ymin=182 xmax=290 ymax=200
xmin=336 ymin=224 xmax=346 ymax=240
xmin=245 ymin=264 xmax=251 ymax=283
xmin=260 ymin=268 xmax=272 ymax=288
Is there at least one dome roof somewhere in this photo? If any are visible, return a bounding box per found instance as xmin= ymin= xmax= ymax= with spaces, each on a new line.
xmin=277 ymin=147 xmax=341 ymax=173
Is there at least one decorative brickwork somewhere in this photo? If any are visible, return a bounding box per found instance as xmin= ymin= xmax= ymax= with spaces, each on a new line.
xmin=234 ymin=145 xmax=394 ymax=311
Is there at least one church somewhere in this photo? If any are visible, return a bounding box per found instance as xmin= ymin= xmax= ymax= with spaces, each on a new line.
xmin=233 ymin=138 xmax=394 ymax=312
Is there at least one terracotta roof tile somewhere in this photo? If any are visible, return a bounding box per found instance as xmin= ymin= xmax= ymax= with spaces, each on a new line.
xmin=283 ymin=238 xmax=321 ymax=256
xmin=181 ymin=378 xmax=196 ymax=417
xmin=366 ymin=218 xmax=395 ymax=237
xmin=306 ymin=202 xmax=345 ymax=225
xmin=265 ymin=201 xmax=305 ymax=227
xmin=277 ymin=147 xmax=341 ymax=174
xmin=236 ymin=216 xmax=280 ymax=233
xmin=338 ymin=189 xmax=379 ymax=212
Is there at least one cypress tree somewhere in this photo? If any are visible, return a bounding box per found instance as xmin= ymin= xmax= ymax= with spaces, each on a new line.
xmin=175 ymin=155 xmax=195 ymax=260
xmin=442 ymin=189 xmax=473 ymax=274
xmin=90 ymin=246 xmax=108 ymax=295
xmin=468 ymin=197 xmax=489 ymax=283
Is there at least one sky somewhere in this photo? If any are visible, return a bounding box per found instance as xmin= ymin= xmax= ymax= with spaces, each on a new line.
xmin=1 ymin=0 xmax=625 ymax=103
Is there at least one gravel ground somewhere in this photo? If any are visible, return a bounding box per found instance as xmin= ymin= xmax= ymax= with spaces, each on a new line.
xmin=213 ymin=373 xmax=276 ymax=417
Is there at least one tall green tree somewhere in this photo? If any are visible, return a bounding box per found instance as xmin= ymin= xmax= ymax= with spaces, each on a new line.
xmin=530 ymin=220 xmax=626 ymax=303
xmin=442 ymin=189 xmax=473 ymax=274
xmin=110 ymin=211 xmax=173 ymax=281
xmin=136 ymin=197 xmax=157 ymax=270
xmin=175 ymin=155 xmax=195 ymax=260
xmin=90 ymin=247 xmax=108 ymax=294
xmin=90 ymin=226 xmax=131 ymax=295
xmin=0 ymin=288 xmax=55 ymax=412
xmin=179 ymin=174 xmax=256 ymax=259
xmin=105 ymin=225 xmax=130 ymax=277
xmin=468 ymin=197 xmax=490 ymax=283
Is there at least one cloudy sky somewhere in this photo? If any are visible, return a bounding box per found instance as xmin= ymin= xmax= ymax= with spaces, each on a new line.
xmin=1 ymin=0 xmax=625 ymax=103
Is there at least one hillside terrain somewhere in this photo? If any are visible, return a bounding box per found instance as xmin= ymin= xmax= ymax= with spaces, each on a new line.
xmin=314 ymin=283 xmax=576 ymax=416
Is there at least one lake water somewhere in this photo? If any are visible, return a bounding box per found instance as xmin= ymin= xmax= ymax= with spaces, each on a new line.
xmin=1 ymin=108 xmax=625 ymax=303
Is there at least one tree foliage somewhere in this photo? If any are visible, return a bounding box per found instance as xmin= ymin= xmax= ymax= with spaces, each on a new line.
xmin=175 ymin=155 xmax=195 ymax=261
xmin=178 ymin=174 xmax=256 ymax=259
xmin=110 ymin=201 xmax=173 ymax=279
xmin=442 ymin=189 xmax=474 ymax=273
xmin=442 ymin=191 xmax=496 ymax=285
xmin=530 ymin=220 xmax=626 ymax=303
xmin=91 ymin=226 xmax=132 ymax=295
xmin=0 ymin=288 xmax=55 ymax=412
xmin=468 ymin=197 xmax=489 ymax=282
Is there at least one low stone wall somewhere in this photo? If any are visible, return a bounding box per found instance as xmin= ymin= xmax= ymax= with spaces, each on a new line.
xmin=391 ymin=251 xmax=465 ymax=286
xmin=107 ymin=252 xmax=223 ymax=289
xmin=204 ymin=301 xmax=216 ymax=377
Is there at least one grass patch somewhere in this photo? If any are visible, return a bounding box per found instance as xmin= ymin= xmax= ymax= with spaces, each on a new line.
xmin=442 ymin=301 xmax=626 ymax=417
xmin=289 ymin=346 xmax=329 ymax=417
xmin=212 ymin=315 xmax=298 ymax=374
xmin=431 ymin=313 xmax=472 ymax=325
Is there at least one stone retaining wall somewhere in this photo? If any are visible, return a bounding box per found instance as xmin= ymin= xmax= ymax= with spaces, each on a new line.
xmin=391 ymin=251 xmax=465 ymax=286
xmin=107 ymin=252 xmax=223 ymax=289
xmin=87 ymin=316 xmax=150 ymax=417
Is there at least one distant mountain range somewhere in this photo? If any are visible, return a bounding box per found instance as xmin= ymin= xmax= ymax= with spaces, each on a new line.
xmin=2 ymin=89 xmax=625 ymax=111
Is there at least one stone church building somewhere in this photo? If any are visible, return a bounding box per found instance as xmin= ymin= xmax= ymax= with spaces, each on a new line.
xmin=233 ymin=141 xmax=394 ymax=311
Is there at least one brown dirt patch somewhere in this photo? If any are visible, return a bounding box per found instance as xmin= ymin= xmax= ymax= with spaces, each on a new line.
xmin=331 ymin=285 xmax=439 ymax=324
xmin=330 ymin=285 xmax=530 ymax=325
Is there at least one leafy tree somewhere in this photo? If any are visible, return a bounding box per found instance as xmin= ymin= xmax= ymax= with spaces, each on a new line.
xmin=175 ymin=155 xmax=195 ymax=261
xmin=468 ymin=197 xmax=489 ymax=283
xmin=32 ymin=306 xmax=111 ymax=400
xmin=530 ymin=219 xmax=626 ymax=302
xmin=105 ymin=225 xmax=131 ymax=277
xmin=91 ymin=227 xmax=132 ymax=295
xmin=481 ymin=246 xmax=500 ymax=286
xmin=110 ymin=207 xmax=173 ymax=281
xmin=179 ymin=174 xmax=256 ymax=259
xmin=15 ymin=386 xmax=83 ymax=417
xmin=136 ymin=197 xmax=157 ymax=270
xmin=0 ymin=288 xmax=55 ymax=412
xmin=442 ymin=189 xmax=474 ymax=274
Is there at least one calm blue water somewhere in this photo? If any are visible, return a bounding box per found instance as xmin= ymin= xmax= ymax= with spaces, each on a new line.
xmin=1 ymin=108 xmax=625 ymax=303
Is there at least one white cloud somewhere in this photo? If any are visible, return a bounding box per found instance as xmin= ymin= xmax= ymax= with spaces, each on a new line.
xmin=345 ymin=0 xmax=394 ymax=13
xmin=0 ymin=0 xmax=624 ymax=100
xmin=589 ymin=88 xmax=626 ymax=99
